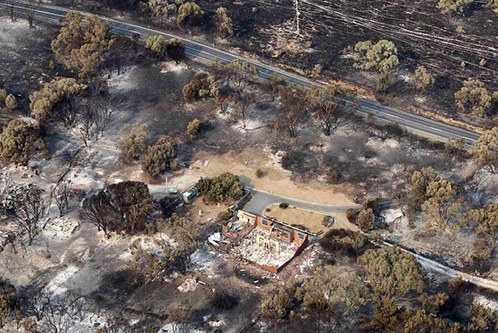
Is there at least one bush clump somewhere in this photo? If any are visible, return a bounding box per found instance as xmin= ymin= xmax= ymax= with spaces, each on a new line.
xmin=120 ymin=123 xmax=149 ymax=163
xmin=182 ymin=72 xmax=217 ymax=101
xmin=0 ymin=119 xmax=47 ymax=165
xmin=0 ymin=88 xmax=7 ymax=105
xmin=320 ymin=228 xmax=371 ymax=258
xmin=325 ymin=168 xmax=338 ymax=184
xmin=217 ymin=210 xmax=233 ymax=221
xmin=345 ymin=208 xmax=356 ymax=222
xmin=196 ymin=172 xmax=244 ymax=203
xmin=5 ymin=94 xmax=17 ymax=110
xmin=356 ymin=208 xmax=375 ymax=232
xmin=186 ymin=118 xmax=202 ymax=139
xmin=260 ymin=282 xmax=299 ymax=320
xmin=141 ymin=136 xmax=177 ymax=178
xmin=279 ymin=202 xmax=289 ymax=209
xmin=255 ymin=168 xmax=265 ymax=178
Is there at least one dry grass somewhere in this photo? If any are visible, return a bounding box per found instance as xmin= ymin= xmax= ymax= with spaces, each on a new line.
xmin=264 ymin=204 xmax=330 ymax=234
xmin=319 ymin=78 xmax=376 ymax=99
xmin=408 ymin=106 xmax=484 ymax=134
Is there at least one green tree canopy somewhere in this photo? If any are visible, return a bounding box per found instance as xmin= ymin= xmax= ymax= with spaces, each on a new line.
xmin=0 ymin=119 xmax=47 ymax=165
xmin=141 ymin=136 xmax=177 ymax=178
xmin=352 ymin=39 xmax=399 ymax=73
xmin=225 ymin=59 xmax=259 ymax=90
xmin=146 ymin=0 xmax=180 ymax=19
xmin=357 ymin=247 xmax=425 ymax=297
xmin=143 ymin=34 xmax=168 ymax=58
xmin=120 ymin=123 xmax=149 ymax=163
xmin=306 ymin=85 xmax=354 ymax=136
xmin=0 ymin=89 xmax=7 ymax=105
xmin=454 ymin=79 xmax=495 ymax=116
xmin=421 ymin=179 xmax=460 ymax=230
xmin=301 ymin=266 xmax=366 ymax=313
xmin=437 ymin=0 xmax=473 ymax=15
xmin=177 ymin=2 xmax=204 ymax=28
xmin=465 ymin=203 xmax=498 ymax=238
xmin=4 ymin=94 xmax=17 ymax=111
xmin=263 ymin=74 xmax=287 ymax=96
xmin=196 ymin=172 xmax=244 ymax=203
xmin=413 ymin=65 xmax=435 ymax=91
xmin=411 ymin=166 xmax=440 ymax=206
xmin=487 ymin=0 xmax=498 ymax=14
xmin=213 ymin=7 xmax=233 ymax=37
xmin=51 ymin=12 xmax=112 ymax=78
xmin=182 ymin=72 xmax=217 ymax=101
xmin=29 ymin=78 xmax=87 ymax=123
xmin=186 ymin=118 xmax=202 ymax=139
xmin=468 ymin=127 xmax=498 ymax=172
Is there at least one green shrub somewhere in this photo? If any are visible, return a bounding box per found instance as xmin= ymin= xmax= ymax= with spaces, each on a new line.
xmin=255 ymin=168 xmax=265 ymax=178
xmin=325 ymin=168 xmax=338 ymax=184
xmin=141 ymin=136 xmax=177 ymax=178
xmin=217 ymin=210 xmax=232 ymax=221
xmin=356 ymin=208 xmax=375 ymax=232
xmin=0 ymin=89 xmax=7 ymax=105
xmin=196 ymin=172 xmax=244 ymax=203
xmin=0 ymin=119 xmax=47 ymax=165
xmin=260 ymin=288 xmax=292 ymax=319
xmin=5 ymin=94 xmax=17 ymax=110
xmin=121 ymin=123 xmax=149 ymax=163
xmin=182 ymin=72 xmax=217 ymax=101
xmin=345 ymin=208 xmax=356 ymax=222
xmin=186 ymin=118 xmax=202 ymax=139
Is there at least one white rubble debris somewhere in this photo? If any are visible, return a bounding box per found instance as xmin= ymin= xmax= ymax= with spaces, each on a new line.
xmin=158 ymin=323 xmax=205 ymax=333
xmin=45 ymin=265 xmax=79 ymax=295
xmin=232 ymin=228 xmax=297 ymax=268
xmin=381 ymin=208 xmax=408 ymax=226
xmin=42 ymin=218 xmax=80 ymax=239
xmin=208 ymin=232 xmax=221 ymax=246
xmin=178 ymin=278 xmax=201 ymax=292
xmin=474 ymin=296 xmax=498 ymax=312
xmin=299 ymin=244 xmax=320 ymax=274
xmin=208 ymin=319 xmax=225 ymax=328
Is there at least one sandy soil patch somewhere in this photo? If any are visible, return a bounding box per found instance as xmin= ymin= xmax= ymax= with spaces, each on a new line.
xmin=186 ymin=199 xmax=229 ymax=225
xmin=193 ymin=147 xmax=355 ymax=206
xmin=264 ymin=204 xmax=329 ymax=234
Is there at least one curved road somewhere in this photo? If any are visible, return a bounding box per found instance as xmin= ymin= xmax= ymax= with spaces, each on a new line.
xmin=1 ymin=1 xmax=480 ymax=144
xmin=244 ymin=188 xmax=360 ymax=215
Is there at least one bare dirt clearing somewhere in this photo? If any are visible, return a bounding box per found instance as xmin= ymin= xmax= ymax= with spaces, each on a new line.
xmin=194 ymin=147 xmax=355 ymax=206
xmin=264 ymin=204 xmax=332 ymax=234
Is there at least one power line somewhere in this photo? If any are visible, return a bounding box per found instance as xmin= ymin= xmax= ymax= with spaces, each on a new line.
xmin=294 ymin=0 xmax=301 ymax=35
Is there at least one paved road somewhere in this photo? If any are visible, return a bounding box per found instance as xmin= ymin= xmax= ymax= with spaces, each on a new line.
xmin=244 ymin=188 xmax=360 ymax=215
xmin=1 ymin=1 xmax=480 ymax=145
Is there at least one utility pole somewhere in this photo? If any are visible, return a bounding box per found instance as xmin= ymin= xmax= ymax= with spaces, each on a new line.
xmin=294 ymin=0 xmax=301 ymax=35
